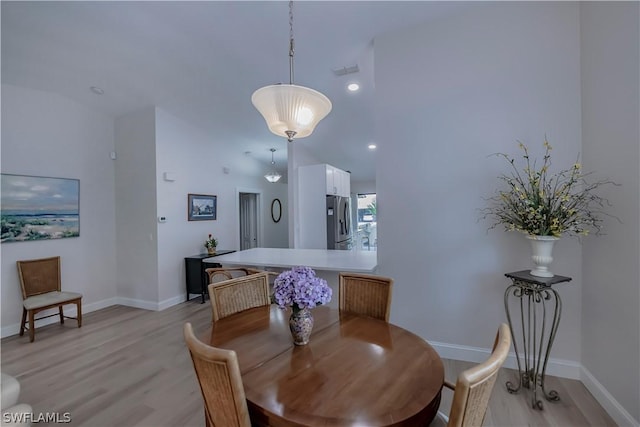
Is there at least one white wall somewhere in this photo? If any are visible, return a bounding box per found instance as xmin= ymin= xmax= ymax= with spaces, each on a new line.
xmin=288 ymin=142 xmax=324 ymax=248
xmin=114 ymin=107 xmax=159 ymax=307
xmin=350 ymin=181 xmax=375 ymax=196
xmin=1 ymin=95 xmax=291 ymax=327
xmin=1 ymin=84 xmax=117 ymax=336
xmin=580 ymin=3 xmax=640 ymax=425
xmin=262 ymin=182 xmax=289 ymax=249
xmin=154 ymin=108 xmax=289 ymax=304
xmin=375 ymin=2 xmax=584 ymax=364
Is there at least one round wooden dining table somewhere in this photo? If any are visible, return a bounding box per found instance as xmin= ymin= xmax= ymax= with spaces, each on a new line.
xmin=203 ymin=305 xmax=444 ymax=427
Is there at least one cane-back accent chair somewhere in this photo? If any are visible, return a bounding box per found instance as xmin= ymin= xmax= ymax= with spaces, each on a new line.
xmin=16 ymin=256 xmax=82 ymax=342
xmin=432 ymin=323 xmax=511 ymax=427
xmin=207 ymin=272 xmax=270 ymax=322
xmin=338 ymin=272 xmax=393 ymax=322
xmin=183 ymin=322 xmax=252 ymax=427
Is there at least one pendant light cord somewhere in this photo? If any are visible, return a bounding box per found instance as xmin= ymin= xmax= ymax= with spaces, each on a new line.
xmin=288 ymin=0 xmax=295 ymax=85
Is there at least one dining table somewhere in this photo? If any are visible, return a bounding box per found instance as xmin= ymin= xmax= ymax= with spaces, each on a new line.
xmin=203 ymin=305 xmax=444 ymax=427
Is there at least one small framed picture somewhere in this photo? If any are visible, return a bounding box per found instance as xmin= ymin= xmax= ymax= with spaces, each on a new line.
xmin=188 ymin=194 xmax=217 ymax=221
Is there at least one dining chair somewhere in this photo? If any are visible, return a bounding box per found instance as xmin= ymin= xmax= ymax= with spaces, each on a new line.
xmin=16 ymin=256 xmax=82 ymax=342
xmin=208 ymin=272 xmax=270 ymax=322
xmin=338 ymin=272 xmax=393 ymax=322
xmin=431 ymin=323 xmax=511 ymax=427
xmin=183 ymin=322 xmax=252 ymax=427
xmin=205 ymin=267 xmax=264 ymax=284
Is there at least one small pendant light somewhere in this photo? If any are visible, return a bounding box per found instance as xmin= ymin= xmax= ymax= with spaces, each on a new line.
xmin=264 ymin=148 xmax=282 ymax=183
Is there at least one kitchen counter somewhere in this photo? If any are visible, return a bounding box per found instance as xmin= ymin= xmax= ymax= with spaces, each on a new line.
xmin=205 ymin=247 xmax=377 ymax=273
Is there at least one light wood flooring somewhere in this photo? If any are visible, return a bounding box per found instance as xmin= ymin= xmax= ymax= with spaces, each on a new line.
xmin=1 ymin=301 xmax=616 ymax=427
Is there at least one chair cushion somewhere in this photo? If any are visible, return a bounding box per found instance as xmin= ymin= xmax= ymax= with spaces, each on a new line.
xmin=2 ymin=403 xmax=33 ymax=426
xmin=1 ymin=374 xmax=20 ymax=410
xmin=22 ymin=291 xmax=82 ymax=311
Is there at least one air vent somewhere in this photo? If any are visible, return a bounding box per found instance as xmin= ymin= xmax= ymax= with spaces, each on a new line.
xmin=332 ymin=64 xmax=359 ymax=76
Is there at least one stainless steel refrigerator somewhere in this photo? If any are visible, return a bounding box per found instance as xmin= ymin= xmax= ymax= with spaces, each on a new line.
xmin=326 ymin=195 xmax=353 ymax=250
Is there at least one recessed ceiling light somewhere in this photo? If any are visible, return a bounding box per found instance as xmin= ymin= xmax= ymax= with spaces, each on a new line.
xmin=90 ymin=86 xmax=104 ymax=95
xmin=347 ymin=83 xmax=360 ymax=92
xmin=368 ymin=144 xmax=376 ymax=150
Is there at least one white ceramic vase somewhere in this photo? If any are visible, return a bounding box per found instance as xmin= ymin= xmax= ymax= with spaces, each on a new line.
xmin=526 ymin=235 xmax=560 ymax=278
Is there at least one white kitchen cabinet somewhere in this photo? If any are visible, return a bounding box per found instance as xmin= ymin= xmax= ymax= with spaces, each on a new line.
xmin=323 ymin=164 xmax=350 ymax=197
xmin=325 ymin=164 xmax=337 ymax=195
xmin=335 ymin=168 xmax=350 ymax=198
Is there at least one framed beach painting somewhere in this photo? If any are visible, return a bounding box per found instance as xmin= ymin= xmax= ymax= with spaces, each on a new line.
xmin=188 ymin=193 xmax=217 ymax=221
xmin=1 ymin=174 xmax=80 ymax=242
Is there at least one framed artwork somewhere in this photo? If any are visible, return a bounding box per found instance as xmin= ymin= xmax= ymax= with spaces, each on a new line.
xmin=1 ymin=173 xmax=80 ymax=243
xmin=188 ymin=193 xmax=217 ymax=221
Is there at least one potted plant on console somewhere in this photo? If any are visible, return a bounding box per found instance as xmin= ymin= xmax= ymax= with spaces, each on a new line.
xmin=204 ymin=234 xmax=218 ymax=255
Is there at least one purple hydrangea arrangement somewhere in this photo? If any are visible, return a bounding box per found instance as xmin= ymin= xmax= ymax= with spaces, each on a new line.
xmin=272 ymin=266 xmax=332 ymax=312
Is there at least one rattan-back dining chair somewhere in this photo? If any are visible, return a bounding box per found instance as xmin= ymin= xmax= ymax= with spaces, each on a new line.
xmin=207 ymin=272 xmax=270 ymax=322
xmin=16 ymin=256 xmax=82 ymax=342
xmin=338 ymin=272 xmax=393 ymax=322
xmin=432 ymin=323 xmax=511 ymax=427
xmin=183 ymin=322 xmax=252 ymax=427
xmin=205 ymin=267 xmax=264 ymax=284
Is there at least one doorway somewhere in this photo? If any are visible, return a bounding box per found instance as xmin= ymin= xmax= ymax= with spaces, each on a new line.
xmin=239 ymin=192 xmax=259 ymax=250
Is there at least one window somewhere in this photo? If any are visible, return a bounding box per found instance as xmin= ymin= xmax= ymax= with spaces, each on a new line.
xmin=356 ymin=193 xmax=376 ymax=250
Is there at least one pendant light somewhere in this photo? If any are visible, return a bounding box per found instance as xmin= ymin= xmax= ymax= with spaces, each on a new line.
xmin=264 ymin=148 xmax=282 ymax=183
xmin=251 ymin=1 xmax=332 ymax=143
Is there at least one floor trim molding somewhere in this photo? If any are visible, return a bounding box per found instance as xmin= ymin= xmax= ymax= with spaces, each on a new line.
xmin=429 ymin=340 xmax=581 ymax=380
xmin=430 ymin=340 xmax=638 ymax=427
xmin=580 ymin=365 xmax=639 ymax=427
xmin=1 ymin=297 xmax=118 ymax=338
xmin=1 ymin=293 xmax=190 ymax=338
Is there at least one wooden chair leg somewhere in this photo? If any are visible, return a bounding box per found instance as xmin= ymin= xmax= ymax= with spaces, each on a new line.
xmin=20 ymin=308 xmax=27 ymax=336
xmin=28 ymin=310 xmax=35 ymax=342
xmin=76 ymin=301 xmax=82 ymax=328
xmin=59 ymin=306 xmax=65 ymax=324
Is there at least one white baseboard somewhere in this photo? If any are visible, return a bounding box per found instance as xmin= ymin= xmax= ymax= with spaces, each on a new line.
xmin=116 ymin=293 xmax=187 ymax=311
xmin=431 ymin=340 xmax=639 ymax=426
xmin=1 ymin=297 xmax=119 ymax=338
xmin=158 ymin=294 xmax=188 ymax=311
xmin=114 ymin=297 xmax=158 ymax=311
xmin=580 ymin=366 xmax=640 ymax=427
xmin=1 ymin=294 xmax=190 ymax=338
xmin=430 ymin=340 xmax=581 ymax=379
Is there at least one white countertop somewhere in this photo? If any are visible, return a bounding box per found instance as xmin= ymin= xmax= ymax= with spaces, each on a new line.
xmin=205 ymin=247 xmax=377 ymax=273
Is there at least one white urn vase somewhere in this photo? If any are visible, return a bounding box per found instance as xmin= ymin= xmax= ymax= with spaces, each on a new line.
xmin=526 ymin=235 xmax=560 ymax=278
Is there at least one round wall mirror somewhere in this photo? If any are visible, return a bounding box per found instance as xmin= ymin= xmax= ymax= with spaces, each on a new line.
xmin=271 ymin=198 xmax=282 ymax=223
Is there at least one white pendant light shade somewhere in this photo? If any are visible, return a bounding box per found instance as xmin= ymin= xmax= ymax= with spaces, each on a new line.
xmin=264 ymin=171 xmax=282 ymax=183
xmin=264 ymin=148 xmax=282 ymax=183
xmin=252 ymin=84 xmax=332 ymax=141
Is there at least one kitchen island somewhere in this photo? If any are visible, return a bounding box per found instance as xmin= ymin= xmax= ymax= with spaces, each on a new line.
xmin=204 ymin=247 xmax=377 ymax=273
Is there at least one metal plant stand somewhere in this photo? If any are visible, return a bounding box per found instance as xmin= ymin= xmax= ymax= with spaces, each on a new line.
xmin=503 ymin=270 xmax=572 ymax=410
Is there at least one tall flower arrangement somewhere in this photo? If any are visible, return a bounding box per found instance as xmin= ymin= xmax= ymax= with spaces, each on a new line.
xmin=272 ymin=266 xmax=332 ymax=312
xmin=481 ymin=140 xmax=616 ymax=237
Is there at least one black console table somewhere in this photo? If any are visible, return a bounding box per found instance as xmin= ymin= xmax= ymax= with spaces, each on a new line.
xmin=504 ymin=270 xmax=572 ymax=410
xmin=185 ymin=250 xmax=235 ymax=303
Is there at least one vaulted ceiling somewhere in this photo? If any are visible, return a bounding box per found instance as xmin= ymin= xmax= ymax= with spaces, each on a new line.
xmin=2 ymin=1 xmax=471 ymax=183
